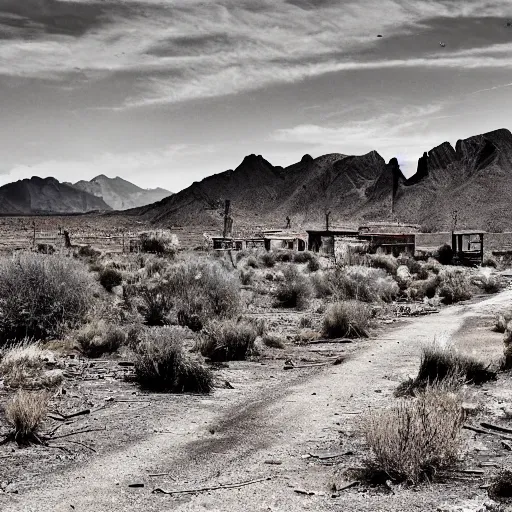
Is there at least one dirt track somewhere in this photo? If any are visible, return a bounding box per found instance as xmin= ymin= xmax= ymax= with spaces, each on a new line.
xmin=4 ymin=290 xmax=512 ymax=512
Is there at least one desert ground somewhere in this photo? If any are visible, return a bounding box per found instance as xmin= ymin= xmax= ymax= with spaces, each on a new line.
xmin=1 ymin=231 xmax=512 ymax=512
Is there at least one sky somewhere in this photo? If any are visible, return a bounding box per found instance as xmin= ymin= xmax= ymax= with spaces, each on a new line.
xmin=0 ymin=0 xmax=511 ymax=192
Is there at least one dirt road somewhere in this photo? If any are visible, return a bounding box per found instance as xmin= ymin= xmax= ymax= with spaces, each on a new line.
xmin=4 ymin=290 xmax=512 ymax=512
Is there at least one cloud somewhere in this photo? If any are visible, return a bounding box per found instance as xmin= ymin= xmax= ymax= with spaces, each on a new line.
xmin=1 ymin=0 xmax=511 ymax=107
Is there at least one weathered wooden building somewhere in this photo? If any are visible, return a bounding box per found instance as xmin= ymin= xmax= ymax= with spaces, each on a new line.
xmin=452 ymin=230 xmax=484 ymax=266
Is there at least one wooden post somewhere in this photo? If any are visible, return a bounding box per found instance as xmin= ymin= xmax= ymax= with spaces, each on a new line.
xmin=32 ymin=220 xmax=36 ymax=248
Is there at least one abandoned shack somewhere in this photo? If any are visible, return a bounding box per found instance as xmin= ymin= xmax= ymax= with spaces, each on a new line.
xmin=307 ymin=229 xmax=359 ymax=255
xmin=264 ymin=235 xmax=306 ymax=251
xmin=358 ymin=232 xmax=416 ymax=256
xmin=452 ymin=230 xmax=484 ymax=266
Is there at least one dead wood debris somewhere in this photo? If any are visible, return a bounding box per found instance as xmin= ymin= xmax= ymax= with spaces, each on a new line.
xmin=152 ymin=476 xmax=271 ymax=495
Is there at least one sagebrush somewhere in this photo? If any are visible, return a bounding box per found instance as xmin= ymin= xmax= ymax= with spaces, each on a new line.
xmin=200 ymin=319 xmax=257 ymax=361
xmin=322 ymin=300 xmax=371 ymax=338
xmin=0 ymin=254 xmax=95 ymax=343
xmin=134 ymin=326 xmax=213 ymax=393
xmin=364 ymin=388 xmax=464 ymax=484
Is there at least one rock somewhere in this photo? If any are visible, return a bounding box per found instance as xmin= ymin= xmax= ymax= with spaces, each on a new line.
xmin=112 ymin=285 xmax=124 ymax=297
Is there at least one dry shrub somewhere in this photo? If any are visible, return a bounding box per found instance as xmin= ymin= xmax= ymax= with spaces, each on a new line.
xmin=200 ymin=319 xmax=257 ymax=361
xmin=408 ymin=275 xmax=439 ymax=300
xmin=473 ymin=273 xmax=505 ymax=294
xmin=437 ymin=244 xmax=454 ymax=265
xmin=482 ymin=254 xmax=499 ymax=268
xmin=76 ymin=321 xmax=126 ymax=358
xmin=307 ymin=256 xmax=320 ymax=272
xmin=488 ymin=470 xmax=512 ymax=503
xmin=137 ymin=284 xmax=173 ymax=326
xmin=144 ymin=256 xmax=169 ymax=278
xmin=0 ymin=253 xmax=95 ymax=343
xmin=438 ymin=269 xmax=473 ymax=304
xmin=397 ymin=256 xmax=426 ymax=277
xmin=259 ymin=252 xmax=276 ymax=268
xmin=274 ymin=266 xmax=312 ymax=309
xmin=134 ymin=326 xmax=212 ymax=393
xmin=0 ymin=341 xmax=62 ymax=389
xmin=369 ymin=253 xmax=399 ymax=275
xmin=262 ymin=334 xmax=285 ymax=349
xmin=99 ymin=267 xmax=123 ymax=292
xmin=310 ymin=271 xmax=334 ymax=298
xmin=293 ymin=251 xmax=315 ymax=264
xmin=364 ymin=388 xmax=464 ymax=484
xmin=166 ymin=261 xmax=241 ymax=330
xmin=4 ymin=390 xmax=49 ymax=445
xmin=332 ymin=266 xmax=399 ymax=303
xmin=240 ymin=268 xmax=255 ymax=285
xmin=322 ymin=300 xmax=371 ymax=339
xmin=299 ymin=316 xmax=312 ymax=328
xmin=396 ymin=344 xmax=495 ymax=396
xmin=275 ymin=250 xmax=293 ymax=262
xmin=138 ymin=232 xmax=178 ymax=257
xmin=495 ymin=312 xmax=512 ymax=333
xmin=245 ymin=256 xmax=259 ymax=269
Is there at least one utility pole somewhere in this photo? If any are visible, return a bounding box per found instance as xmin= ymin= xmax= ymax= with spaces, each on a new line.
xmin=223 ymin=200 xmax=233 ymax=239
xmin=325 ymin=211 xmax=331 ymax=232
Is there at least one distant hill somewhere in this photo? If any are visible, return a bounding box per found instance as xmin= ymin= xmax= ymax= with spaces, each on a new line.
xmin=71 ymin=175 xmax=172 ymax=211
xmin=0 ymin=177 xmax=111 ymax=215
xmin=130 ymin=128 xmax=512 ymax=232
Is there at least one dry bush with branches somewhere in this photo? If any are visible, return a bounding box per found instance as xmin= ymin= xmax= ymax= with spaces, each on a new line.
xmin=76 ymin=321 xmax=126 ymax=358
xmin=364 ymin=388 xmax=464 ymax=484
xmin=4 ymin=390 xmax=49 ymax=445
xmin=322 ymin=300 xmax=371 ymax=339
xmin=332 ymin=266 xmax=399 ymax=303
xmin=437 ymin=269 xmax=473 ymax=305
xmin=274 ymin=265 xmax=312 ymax=309
xmin=0 ymin=253 xmax=95 ymax=343
xmin=200 ymin=319 xmax=258 ymax=361
xmin=134 ymin=326 xmax=213 ymax=393
xmin=396 ymin=344 xmax=495 ymax=396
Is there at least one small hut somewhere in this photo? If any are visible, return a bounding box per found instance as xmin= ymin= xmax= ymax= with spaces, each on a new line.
xmin=452 ymin=230 xmax=484 ymax=266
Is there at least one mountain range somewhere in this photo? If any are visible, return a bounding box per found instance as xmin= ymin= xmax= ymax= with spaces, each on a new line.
xmin=1 ymin=128 xmax=510 ymax=231
xmin=133 ymin=128 xmax=512 ymax=232
xmin=0 ymin=175 xmax=172 ymax=214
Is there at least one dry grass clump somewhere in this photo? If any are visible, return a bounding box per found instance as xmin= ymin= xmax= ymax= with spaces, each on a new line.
xmin=200 ymin=319 xmax=257 ymax=361
xmin=436 ymin=244 xmax=454 ymax=265
xmin=76 ymin=321 xmax=126 ymax=358
xmin=369 ymin=253 xmax=399 ymax=276
xmin=310 ymin=271 xmax=334 ymax=298
xmin=0 ymin=341 xmax=62 ymax=389
xmin=322 ymin=300 xmax=371 ymax=339
xmin=240 ymin=268 xmax=255 ymax=285
xmin=4 ymin=390 xmax=49 ymax=445
xmin=99 ymin=266 xmax=123 ymax=292
xmin=166 ymin=260 xmax=241 ymax=330
xmin=438 ymin=269 xmax=473 ymax=304
xmin=0 ymin=253 xmax=95 ymax=343
xmin=332 ymin=266 xmax=399 ymax=303
xmin=396 ymin=344 xmax=495 ymax=396
xmin=488 ymin=470 xmax=512 ymax=503
xmin=262 ymin=334 xmax=285 ymax=349
xmin=364 ymin=388 xmax=464 ymax=484
xmin=134 ymin=326 xmax=213 ymax=393
xmin=274 ymin=266 xmax=312 ymax=310
xmin=307 ymin=256 xmax=320 ymax=272
xmin=495 ymin=312 xmax=512 ymax=333
xmin=292 ymin=251 xmax=316 ymax=264
xmin=138 ymin=232 xmax=178 ymax=257
xmin=259 ymin=252 xmax=276 ymax=268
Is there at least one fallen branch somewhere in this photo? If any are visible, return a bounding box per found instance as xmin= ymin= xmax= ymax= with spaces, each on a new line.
xmin=50 ymin=427 xmax=106 ymax=441
xmin=152 ymin=476 xmax=271 ymax=495
xmin=463 ymin=424 xmax=512 ymax=441
xmin=284 ymin=362 xmax=332 ymax=370
xmin=307 ymin=338 xmax=354 ymax=345
xmin=480 ymin=422 xmax=512 ymax=435
xmin=49 ymin=409 xmax=90 ymax=422
xmin=64 ymin=440 xmax=97 ymax=453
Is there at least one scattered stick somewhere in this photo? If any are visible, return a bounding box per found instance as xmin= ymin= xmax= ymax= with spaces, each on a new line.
xmin=49 ymin=427 xmax=106 ymax=441
xmin=152 ymin=476 xmax=271 ymax=495
xmin=463 ymin=425 xmax=512 ymax=441
xmin=480 ymin=422 xmax=512 ymax=435
xmin=65 ymin=440 xmax=97 ymax=453
xmin=284 ymin=362 xmax=330 ymax=370
xmin=332 ymin=480 xmax=361 ymax=498
xmin=307 ymin=339 xmax=354 ymax=345
xmin=49 ymin=409 xmax=91 ymax=422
